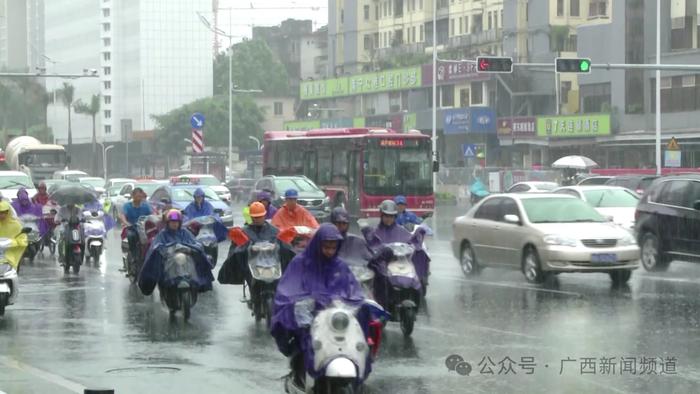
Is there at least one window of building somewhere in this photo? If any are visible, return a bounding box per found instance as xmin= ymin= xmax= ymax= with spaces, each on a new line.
xmin=103 ymin=52 xmax=110 ymax=61
xmin=420 ymin=0 xmax=423 ymax=10
xmin=420 ymin=24 xmax=424 ymax=41
xmin=570 ymin=0 xmax=580 ymax=16
xmin=102 ymin=23 xmax=110 ymax=32
xmin=103 ymin=38 xmax=111 ymax=46
xmin=501 ymin=10 xmax=504 ymax=26
xmin=375 ymin=4 xmax=379 ymax=19
xmin=389 ymin=92 xmax=402 ymax=112
xmin=561 ymin=81 xmax=572 ymax=104
xmin=105 ymin=125 xmax=111 ymax=134
xmin=472 ymin=14 xmax=483 ymax=33
xmin=104 ymin=96 xmax=111 ymax=105
xmin=340 ymin=9 xmax=344 ymax=23
xmin=412 ymin=0 xmax=416 ymax=12
xmin=464 ymin=16 xmax=469 ymax=34
xmin=488 ymin=12 xmax=492 ymax=30
xmin=412 ymin=26 xmax=416 ymax=43
xmin=374 ymin=32 xmax=379 ymax=48
xmin=460 ymin=88 xmax=470 ymax=107
xmin=589 ymin=0 xmax=608 ymax=17
xmin=441 ymin=86 xmax=454 ymax=107
xmin=104 ymin=81 xmax=111 ymax=89
xmin=103 ymin=67 xmax=111 ymax=75
xmin=364 ymin=34 xmax=371 ymax=50
xmin=383 ymin=2 xmax=387 ymax=17
xmin=471 ymin=81 xmax=483 ymax=105
xmin=104 ymin=110 xmax=111 ymax=119
xmin=557 ymin=0 xmax=564 ymax=16
xmin=364 ymin=5 xmax=370 ymax=20
xmin=459 ymin=17 xmax=463 ymax=34
xmin=494 ymin=10 xmax=498 ymax=28
xmin=102 ymin=8 xmax=110 ymax=17
xmin=580 ymin=83 xmax=611 ymax=113
xmin=274 ymin=102 xmax=283 ymax=115
xmin=450 ymin=19 xmax=454 ymax=36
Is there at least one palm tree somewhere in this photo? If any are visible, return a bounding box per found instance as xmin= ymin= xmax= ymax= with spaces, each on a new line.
xmin=74 ymin=94 xmax=101 ymax=175
xmin=56 ymin=82 xmax=75 ymax=152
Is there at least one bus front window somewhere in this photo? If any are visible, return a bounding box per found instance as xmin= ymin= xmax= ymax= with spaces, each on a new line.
xmin=363 ymin=143 xmax=432 ymax=196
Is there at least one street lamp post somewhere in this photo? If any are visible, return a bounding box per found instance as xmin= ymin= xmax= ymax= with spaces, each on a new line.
xmin=98 ymin=143 xmax=115 ymax=179
xmin=248 ymin=136 xmax=261 ymax=151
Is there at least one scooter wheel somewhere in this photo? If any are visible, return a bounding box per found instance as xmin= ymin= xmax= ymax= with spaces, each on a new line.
xmin=400 ymin=307 xmax=416 ymax=337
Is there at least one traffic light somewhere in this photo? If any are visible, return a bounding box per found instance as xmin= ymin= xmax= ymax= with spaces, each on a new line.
xmin=476 ymin=56 xmax=513 ymax=73
xmin=555 ymin=57 xmax=592 ymax=73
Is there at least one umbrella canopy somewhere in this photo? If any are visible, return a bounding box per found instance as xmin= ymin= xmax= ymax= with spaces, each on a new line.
xmin=49 ymin=184 xmax=97 ymax=206
xmin=551 ymin=155 xmax=598 ymax=170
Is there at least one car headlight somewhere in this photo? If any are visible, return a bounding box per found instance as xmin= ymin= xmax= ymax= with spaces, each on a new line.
xmin=543 ymin=235 xmax=578 ymax=247
xmin=619 ymin=234 xmax=636 ymax=246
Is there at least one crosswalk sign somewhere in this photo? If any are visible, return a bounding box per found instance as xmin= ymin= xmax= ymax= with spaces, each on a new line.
xmin=462 ymin=144 xmax=477 ymax=157
xmin=667 ymin=137 xmax=680 ymax=150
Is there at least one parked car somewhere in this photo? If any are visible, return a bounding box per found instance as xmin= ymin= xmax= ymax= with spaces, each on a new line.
xmin=149 ymin=184 xmax=233 ymax=226
xmin=252 ymin=175 xmax=330 ymax=222
xmin=452 ymin=194 xmax=639 ymax=284
xmin=635 ymin=174 xmax=700 ymax=271
xmin=553 ymin=186 xmax=639 ymax=232
xmin=53 ymin=170 xmax=88 ymax=181
xmin=173 ymin=174 xmax=231 ymax=202
xmin=226 ymin=178 xmax=257 ymax=202
xmin=577 ymin=176 xmax=613 ymax=186
xmin=0 ymin=171 xmax=37 ymax=200
xmin=605 ymin=175 xmax=659 ymax=195
xmin=506 ymin=182 xmax=559 ymax=193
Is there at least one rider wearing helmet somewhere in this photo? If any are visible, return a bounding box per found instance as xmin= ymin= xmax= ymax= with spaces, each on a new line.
xmin=393 ymin=195 xmax=422 ymax=227
xmin=242 ymin=191 xmax=278 ymax=225
xmin=331 ymin=206 xmax=372 ymax=263
xmin=138 ymin=209 xmax=215 ymax=296
xmin=271 ymin=189 xmax=319 ymax=230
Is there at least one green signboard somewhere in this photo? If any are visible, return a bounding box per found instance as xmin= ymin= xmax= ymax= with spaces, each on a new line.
xmin=403 ymin=113 xmax=417 ymax=130
xmin=353 ymin=117 xmax=365 ymax=127
xmin=300 ymin=66 xmax=422 ymax=100
xmin=284 ymin=120 xmax=321 ymax=131
xmin=536 ymin=114 xmax=611 ymax=138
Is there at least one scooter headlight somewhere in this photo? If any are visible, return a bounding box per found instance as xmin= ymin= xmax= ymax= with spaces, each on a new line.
xmin=331 ymin=311 xmax=350 ymax=331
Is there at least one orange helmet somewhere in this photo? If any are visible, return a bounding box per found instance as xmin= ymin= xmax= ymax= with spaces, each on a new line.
xmin=249 ymin=201 xmax=267 ymax=218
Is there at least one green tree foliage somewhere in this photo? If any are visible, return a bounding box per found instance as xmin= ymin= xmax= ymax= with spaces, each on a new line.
xmin=56 ymin=82 xmax=75 ymax=150
xmin=0 ymin=77 xmax=50 ymax=138
xmin=74 ymin=94 xmax=101 ymax=174
xmin=152 ymin=95 xmax=264 ymax=156
xmin=213 ymin=39 xmax=290 ymax=96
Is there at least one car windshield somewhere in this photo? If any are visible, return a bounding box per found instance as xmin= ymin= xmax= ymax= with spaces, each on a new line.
xmin=136 ymin=183 xmax=161 ymax=197
xmin=579 ymin=177 xmax=610 ymax=185
xmin=522 ymin=197 xmax=606 ymax=223
xmin=275 ymin=178 xmax=320 ymax=194
xmin=363 ymin=141 xmax=432 ymax=196
xmin=110 ymin=180 xmax=133 ymax=188
xmin=79 ymin=177 xmax=106 ymax=188
xmin=0 ymin=175 xmax=34 ymax=189
xmin=583 ymin=188 xmax=640 ymax=208
xmin=172 ymin=187 xmax=220 ymax=201
xmin=639 ymin=178 xmax=656 ymax=190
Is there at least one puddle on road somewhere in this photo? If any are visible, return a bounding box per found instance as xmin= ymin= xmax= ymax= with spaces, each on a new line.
xmin=105 ymin=366 xmax=181 ymax=375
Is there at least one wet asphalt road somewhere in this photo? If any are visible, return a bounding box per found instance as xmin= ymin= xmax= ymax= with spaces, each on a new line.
xmin=1 ymin=204 xmax=700 ymax=394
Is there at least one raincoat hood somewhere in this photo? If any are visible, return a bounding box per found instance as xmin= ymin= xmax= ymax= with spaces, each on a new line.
xmin=0 ymin=200 xmax=28 ymax=270
xmin=302 ymin=223 xmax=343 ymax=263
xmin=17 ymin=188 xmax=29 ymax=204
xmin=194 ymin=188 xmax=206 ymax=198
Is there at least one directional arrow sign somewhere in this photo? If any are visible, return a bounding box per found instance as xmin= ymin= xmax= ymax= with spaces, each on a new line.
xmin=190 ymin=112 xmax=205 ymax=129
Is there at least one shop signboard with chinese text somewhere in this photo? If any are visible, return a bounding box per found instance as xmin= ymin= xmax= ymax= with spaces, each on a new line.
xmin=536 ymin=114 xmax=611 ymax=138
xmin=497 ymin=117 xmax=537 ymax=136
xmin=443 ymin=107 xmax=496 ymax=135
xmin=300 ymin=66 xmax=422 ymax=100
xmin=422 ymin=62 xmax=490 ymax=85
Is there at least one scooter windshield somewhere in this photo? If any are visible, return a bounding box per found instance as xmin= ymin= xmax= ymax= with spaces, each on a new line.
xmin=248 ymin=241 xmax=281 ymax=281
xmin=385 ymin=242 xmax=417 ymax=279
xmin=163 ymin=243 xmax=199 ymax=281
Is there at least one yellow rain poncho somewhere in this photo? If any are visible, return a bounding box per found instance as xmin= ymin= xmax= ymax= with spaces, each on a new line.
xmin=0 ymin=200 xmax=28 ymax=270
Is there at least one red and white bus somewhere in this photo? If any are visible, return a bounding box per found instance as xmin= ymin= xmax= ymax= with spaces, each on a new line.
xmin=263 ymin=128 xmax=434 ymax=218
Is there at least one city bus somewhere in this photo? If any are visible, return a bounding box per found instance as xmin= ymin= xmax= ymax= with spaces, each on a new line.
xmin=263 ymin=127 xmax=434 ymax=218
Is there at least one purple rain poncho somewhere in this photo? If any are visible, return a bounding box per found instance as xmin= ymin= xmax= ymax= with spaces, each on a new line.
xmin=12 ymin=188 xmax=48 ymax=237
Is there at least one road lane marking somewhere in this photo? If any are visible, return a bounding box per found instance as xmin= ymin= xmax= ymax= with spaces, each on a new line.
xmin=433 ymin=274 xmax=583 ymax=297
xmin=638 ymin=275 xmax=700 ymax=285
xmin=416 ymin=322 xmax=541 ymax=340
xmin=0 ymin=355 xmax=87 ymax=393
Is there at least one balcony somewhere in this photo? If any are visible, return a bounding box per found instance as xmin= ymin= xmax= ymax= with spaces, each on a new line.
xmin=375 ymin=42 xmax=427 ymax=60
xmin=447 ymin=29 xmax=503 ymax=49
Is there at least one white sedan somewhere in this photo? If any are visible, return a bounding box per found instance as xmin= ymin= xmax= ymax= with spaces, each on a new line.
xmin=552 ymin=185 xmax=639 ymax=232
xmin=506 ymin=182 xmax=559 ymax=193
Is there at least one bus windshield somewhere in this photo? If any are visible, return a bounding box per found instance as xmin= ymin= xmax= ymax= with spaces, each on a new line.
xmin=364 ymin=139 xmax=432 ymax=196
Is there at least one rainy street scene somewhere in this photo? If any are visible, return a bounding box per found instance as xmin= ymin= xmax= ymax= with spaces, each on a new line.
xmin=3 ymin=0 xmax=700 ymax=393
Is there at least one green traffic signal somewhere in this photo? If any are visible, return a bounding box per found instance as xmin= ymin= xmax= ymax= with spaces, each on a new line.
xmin=579 ymin=60 xmax=591 ymax=72
xmin=555 ymin=57 xmax=592 ymax=73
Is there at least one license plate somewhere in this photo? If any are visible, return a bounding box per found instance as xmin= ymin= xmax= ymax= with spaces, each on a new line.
xmin=591 ymin=253 xmax=618 ymax=263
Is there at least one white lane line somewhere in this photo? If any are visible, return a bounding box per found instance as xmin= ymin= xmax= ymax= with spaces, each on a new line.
xmin=416 ymin=322 xmax=541 ymax=340
xmin=638 ymin=275 xmax=700 ymax=285
xmin=433 ymin=274 xmax=583 ymax=297
xmin=0 ymin=355 xmax=87 ymax=394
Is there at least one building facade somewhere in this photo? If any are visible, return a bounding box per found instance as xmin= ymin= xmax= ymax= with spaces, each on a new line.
xmin=0 ymin=0 xmax=43 ymax=71
xmin=45 ymin=0 xmax=213 ymax=147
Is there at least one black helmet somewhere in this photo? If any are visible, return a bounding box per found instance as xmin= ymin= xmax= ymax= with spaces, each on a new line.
xmin=330 ymin=207 xmax=350 ymax=223
xmin=379 ymin=200 xmax=398 ymax=215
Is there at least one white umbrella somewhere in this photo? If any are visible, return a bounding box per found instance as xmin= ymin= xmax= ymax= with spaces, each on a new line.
xmin=551 ymin=155 xmax=598 ymax=169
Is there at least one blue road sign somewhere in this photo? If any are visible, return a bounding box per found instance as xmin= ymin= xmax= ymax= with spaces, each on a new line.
xmin=462 ymin=144 xmax=477 ymax=157
xmin=190 ymin=112 xmax=205 ymax=129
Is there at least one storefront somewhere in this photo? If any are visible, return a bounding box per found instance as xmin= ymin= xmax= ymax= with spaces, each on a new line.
xmin=441 ymin=107 xmax=497 ymax=166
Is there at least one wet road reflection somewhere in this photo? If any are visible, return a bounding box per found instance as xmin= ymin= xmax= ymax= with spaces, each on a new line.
xmin=1 ymin=204 xmax=700 ymax=393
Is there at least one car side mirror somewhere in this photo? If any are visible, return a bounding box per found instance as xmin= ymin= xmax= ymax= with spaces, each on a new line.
xmin=503 ymin=214 xmax=520 ymax=225
xmin=694 ymin=200 xmax=700 ymax=211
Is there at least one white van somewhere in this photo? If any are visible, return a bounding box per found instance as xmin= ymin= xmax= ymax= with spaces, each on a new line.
xmin=53 ymin=170 xmax=88 ymax=182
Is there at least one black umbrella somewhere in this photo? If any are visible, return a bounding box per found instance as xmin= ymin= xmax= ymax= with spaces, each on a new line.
xmin=49 ymin=184 xmax=97 ymax=206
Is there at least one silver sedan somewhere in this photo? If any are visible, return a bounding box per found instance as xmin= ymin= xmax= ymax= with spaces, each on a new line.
xmin=451 ymin=193 xmax=640 ymax=284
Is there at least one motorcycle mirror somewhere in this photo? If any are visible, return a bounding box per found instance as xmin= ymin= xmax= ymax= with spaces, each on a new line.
xmin=21 ymin=227 xmax=32 ymax=234
xmin=228 ymin=227 xmax=250 ymax=247
xmin=421 ymin=212 xmax=433 ymax=219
